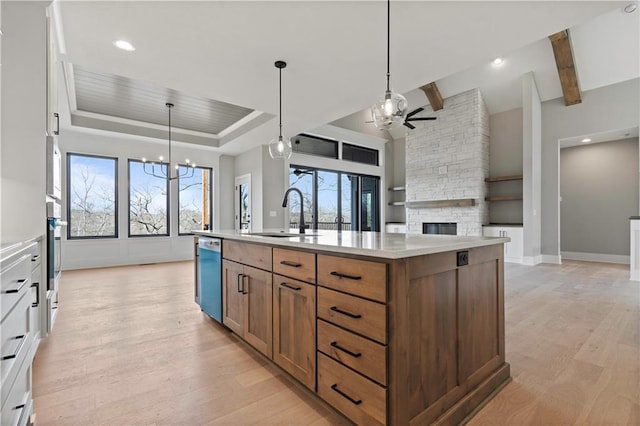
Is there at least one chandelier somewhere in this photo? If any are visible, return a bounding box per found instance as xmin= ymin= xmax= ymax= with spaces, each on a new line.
xmin=142 ymin=102 xmax=196 ymax=180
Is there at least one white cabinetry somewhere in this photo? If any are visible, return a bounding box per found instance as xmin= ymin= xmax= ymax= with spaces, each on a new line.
xmin=46 ymin=8 xmax=59 ymax=136
xmin=385 ymin=223 xmax=406 ymax=233
xmin=483 ymin=225 xmax=523 ymax=264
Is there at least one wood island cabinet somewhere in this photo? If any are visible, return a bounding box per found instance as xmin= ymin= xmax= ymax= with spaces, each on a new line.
xmin=214 ymin=236 xmax=509 ymax=425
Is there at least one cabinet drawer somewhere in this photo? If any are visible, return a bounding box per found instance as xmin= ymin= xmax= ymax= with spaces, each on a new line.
xmin=1 ymin=254 xmax=32 ymax=323
xmin=317 ymin=353 xmax=386 ymax=426
xmin=223 ymin=240 xmax=272 ymax=271
xmin=318 ymin=255 xmax=386 ymax=302
xmin=273 ymin=248 xmax=316 ymax=284
xmin=1 ymin=354 xmax=32 ymax=426
xmin=317 ymin=287 xmax=386 ymax=344
xmin=318 ymin=319 xmax=386 ymax=385
xmin=1 ymin=292 xmax=32 ymax=409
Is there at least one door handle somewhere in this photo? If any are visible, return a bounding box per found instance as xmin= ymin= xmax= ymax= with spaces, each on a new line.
xmin=237 ymin=273 xmax=244 ymax=293
xmin=242 ymin=275 xmax=248 ymax=295
xmin=31 ymin=282 xmax=40 ymax=307
xmin=53 ymin=112 xmax=60 ymax=135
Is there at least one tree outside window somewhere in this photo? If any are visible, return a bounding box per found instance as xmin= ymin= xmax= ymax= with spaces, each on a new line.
xmin=128 ymin=160 xmax=169 ymax=236
xmin=67 ymin=153 xmax=117 ymax=239
xmin=178 ymin=166 xmax=212 ymax=234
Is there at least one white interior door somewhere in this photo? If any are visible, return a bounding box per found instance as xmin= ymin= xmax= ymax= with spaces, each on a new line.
xmin=235 ymin=174 xmax=251 ymax=232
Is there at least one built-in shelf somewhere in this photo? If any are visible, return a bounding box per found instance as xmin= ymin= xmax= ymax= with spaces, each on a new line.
xmin=405 ymin=198 xmax=476 ymax=209
xmin=484 ymin=174 xmax=523 ymax=183
xmin=388 ymin=186 xmax=406 ymax=191
xmin=485 ymin=195 xmax=523 ymax=202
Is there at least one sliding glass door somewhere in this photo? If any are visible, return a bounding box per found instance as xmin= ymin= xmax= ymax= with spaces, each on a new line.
xmin=288 ymin=166 xmax=379 ymax=232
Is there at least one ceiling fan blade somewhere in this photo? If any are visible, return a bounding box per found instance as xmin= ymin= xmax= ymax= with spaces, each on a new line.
xmin=407 ymin=117 xmax=437 ymax=121
xmin=405 ymin=107 xmax=424 ymax=119
xmin=403 ymin=121 xmax=415 ymax=130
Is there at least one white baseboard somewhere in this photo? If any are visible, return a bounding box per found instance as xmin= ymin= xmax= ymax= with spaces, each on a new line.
xmin=522 ymin=255 xmax=543 ymax=266
xmin=541 ymin=255 xmax=562 ymax=264
xmin=561 ymin=251 xmax=630 ymax=265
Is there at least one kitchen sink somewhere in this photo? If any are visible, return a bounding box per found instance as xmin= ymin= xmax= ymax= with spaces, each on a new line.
xmin=247 ymin=232 xmax=318 ymax=238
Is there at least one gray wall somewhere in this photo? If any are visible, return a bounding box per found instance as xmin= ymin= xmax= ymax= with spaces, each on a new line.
xmin=235 ymin=146 xmax=263 ymax=231
xmin=488 ymin=108 xmax=523 ymax=224
xmin=218 ymin=155 xmax=235 ymax=230
xmin=560 ymin=138 xmax=638 ymax=256
xmin=261 ymin=145 xmax=286 ymax=229
xmin=1 ymin=2 xmax=48 ymax=244
xmin=522 ymin=73 xmax=542 ymax=261
xmin=542 ymin=78 xmax=640 ymax=258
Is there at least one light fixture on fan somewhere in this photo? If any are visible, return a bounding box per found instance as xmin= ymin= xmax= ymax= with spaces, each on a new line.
xmin=371 ymin=0 xmax=408 ymax=130
xmin=268 ymin=60 xmax=293 ymax=159
xmin=142 ymin=102 xmax=196 ymax=180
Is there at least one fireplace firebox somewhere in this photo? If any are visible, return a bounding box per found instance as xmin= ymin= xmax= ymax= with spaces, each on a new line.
xmin=423 ymin=222 xmax=457 ymax=235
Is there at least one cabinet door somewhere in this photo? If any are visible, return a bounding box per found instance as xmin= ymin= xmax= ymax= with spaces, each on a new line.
xmin=222 ymin=260 xmax=244 ymax=336
xmin=273 ymin=275 xmax=316 ymax=390
xmin=504 ymin=227 xmax=524 ymax=262
xmin=244 ymin=266 xmax=273 ymax=358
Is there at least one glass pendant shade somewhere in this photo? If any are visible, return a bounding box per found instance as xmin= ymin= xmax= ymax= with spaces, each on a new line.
xmin=268 ymin=135 xmax=292 ymax=159
xmin=372 ymin=90 xmax=408 ymax=130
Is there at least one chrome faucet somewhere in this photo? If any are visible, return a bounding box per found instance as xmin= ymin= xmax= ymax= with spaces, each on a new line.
xmin=282 ymin=187 xmax=305 ymax=234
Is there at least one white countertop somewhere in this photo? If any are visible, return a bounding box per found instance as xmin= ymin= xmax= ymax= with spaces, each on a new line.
xmin=193 ymin=229 xmax=508 ymax=260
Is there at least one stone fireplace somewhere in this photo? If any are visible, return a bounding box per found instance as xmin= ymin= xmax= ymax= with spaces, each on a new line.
xmin=405 ymin=88 xmax=489 ymax=236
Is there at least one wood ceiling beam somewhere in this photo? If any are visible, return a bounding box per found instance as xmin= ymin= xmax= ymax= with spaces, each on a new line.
xmin=419 ymin=82 xmax=444 ymax=111
xmin=549 ymin=30 xmax=582 ymax=106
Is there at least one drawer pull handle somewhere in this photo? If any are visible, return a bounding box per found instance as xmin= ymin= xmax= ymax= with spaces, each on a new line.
xmin=31 ymin=282 xmax=40 ymax=307
xmin=31 ymin=254 xmax=40 ymax=261
xmin=1 ymin=335 xmax=27 ymax=361
xmin=330 ymin=341 xmax=362 ymax=358
xmin=280 ymin=282 xmax=301 ymax=291
xmin=237 ymin=273 xmax=244 ymax=294
xmin=280 ymin=260 xmax=302 ymax=268
xmin=331 ymin=384 xmax=362 ymax=405
xmin=330 ymin=306 xmax=362 ymax=319
xmin=330 ymin=271 xmax=362 ymax=281
xmin=4 ymin=279 xmax=28 ymax=294
xmin=242 ymin=275 xmax=248 ymax=295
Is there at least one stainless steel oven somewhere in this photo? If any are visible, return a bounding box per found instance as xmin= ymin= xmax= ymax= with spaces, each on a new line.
xmin=46 ymin=201 xmax=65 ymax=333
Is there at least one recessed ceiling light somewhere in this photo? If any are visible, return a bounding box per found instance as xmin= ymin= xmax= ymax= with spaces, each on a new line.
xmin=582 ymin=138 xmax=591 ymax=143
xmin=624 ymin=3 xmax=637 ymax=13
xmin=492 ymin=58 xmax=504 ymax=66
xmin=113 ymin=40 xmax=135 ymax=51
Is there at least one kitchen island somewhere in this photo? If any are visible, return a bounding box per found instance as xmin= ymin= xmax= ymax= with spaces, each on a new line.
xmin=193 ymin=230 xmax=510 ymax=425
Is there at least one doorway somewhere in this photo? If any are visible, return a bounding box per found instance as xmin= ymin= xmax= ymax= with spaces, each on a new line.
xmin=235 ymin=174 xmax=251 ymax=232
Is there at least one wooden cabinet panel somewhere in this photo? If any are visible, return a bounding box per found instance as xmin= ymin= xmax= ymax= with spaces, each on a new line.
xmin=406 ymin=269 xmax=458 ymax=418
xmin=317 ymin=353 xmax=386 ymax=426
xmin=273 ymin=248 xmax=316 ymax=284
xmin=223 ymin=240 xmax=272 ymax=271
xmin=317 ymin=287 xmax=386 ymax=344
xmin=244 ymin=266 xmax=273 ymax=358
xmin=273 ymin=275 xmax=316 ymax=390
xmin=222 ymin=260 xmax=245 ymax=336
xmin=458 ymin=260 xmax=500 ymax=383
xmin=317 ymin=319 xmax=386 ymax=386
xmin=317 ymin=255 xmax=386 ymax=303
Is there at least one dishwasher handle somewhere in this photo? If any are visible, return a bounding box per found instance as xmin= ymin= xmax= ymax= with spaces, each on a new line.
xmin=198 ymin=237 xmax=222 ymax=252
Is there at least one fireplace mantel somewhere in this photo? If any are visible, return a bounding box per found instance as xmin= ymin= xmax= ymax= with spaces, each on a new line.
xmin=405 ymin=198 xmax=476 ymax=209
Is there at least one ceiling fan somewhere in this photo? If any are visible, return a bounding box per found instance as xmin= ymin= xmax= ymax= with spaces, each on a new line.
xmin=402 ymin=107 xmax=437 ymax=129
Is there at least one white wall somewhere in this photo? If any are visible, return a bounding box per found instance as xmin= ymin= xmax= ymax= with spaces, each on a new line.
xmin=1 ymin=2 xmax=49 ymax=244
xmin=235 ymin=146 xmax=263 ymax=231
xmin=60 ymin=128 xmax=221 ymax=269
xmin=541 ymin=78 xmax=640 ymax=259
xmin=218 ymin=155 xmax=235 ymax=230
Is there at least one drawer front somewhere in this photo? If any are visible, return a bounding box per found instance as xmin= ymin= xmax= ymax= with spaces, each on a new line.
xmin=317 ymin=353 xmax=386 ymax=426
xmin=29 ymin=243 xmax=42 ymax=270
xmin=223 ymin=240 xmax=272 ymax=271
xmin=1 ymin=292 xmax=32 ymax=409
xmin=317 ymin=287 xmax=386 ymax=344
xmin=1 ymin=254 xmax=32 ymax=323
xmin=273 ymin=248 xmax=316 ymax=284
xmin=317 ymin=255 xmax=386 ymax=302
xmin=1 ymin=355 xmax=32 ymax=426
xmin=317 ymin=319 xmax=386 ymax=386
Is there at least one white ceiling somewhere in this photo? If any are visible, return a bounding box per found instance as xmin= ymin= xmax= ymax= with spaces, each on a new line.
xmin=54 ymin=1 xmax=638 ymax=155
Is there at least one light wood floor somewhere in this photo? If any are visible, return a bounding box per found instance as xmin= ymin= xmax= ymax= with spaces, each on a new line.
xmin=32 ymin=260 xmax=638 ymax=425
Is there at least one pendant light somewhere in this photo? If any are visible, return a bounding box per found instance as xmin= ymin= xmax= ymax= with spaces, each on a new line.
xmin=142 ymin=102 xmax=196 ymax=180
xmin=371 ymin=0 xmax=408 ymax=130
xmin=268 ymin=60 xmax=293 ymax=159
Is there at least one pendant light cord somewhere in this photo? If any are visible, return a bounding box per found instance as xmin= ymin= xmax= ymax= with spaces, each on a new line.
xmin=386 ymin=0 xmax=391 ymax=93
xmin=167 ymin=103 xmax=173 ymax=168
xmin=279 ymin=67 xmax=283 ymax=139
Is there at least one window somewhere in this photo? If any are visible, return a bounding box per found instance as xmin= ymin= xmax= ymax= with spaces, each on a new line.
xmin=291 ymin=134 xmax=338 ymax=158
xmin=128 ymin=160 xmax=169 ymax=236
xmin=67 ymin=153 xmax=117 ymax=239
xmin=342 ymin=143 xmax=379 ymax=166
xmin=288 ymin=166 xmax=380 ymax=232
xmin=178 ymin=166 xmax=212 ymax=234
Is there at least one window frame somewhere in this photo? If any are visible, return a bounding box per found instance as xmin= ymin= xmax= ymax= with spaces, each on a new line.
xmin=66 ymin=152 xmax=119 ymax=240
xmin=342 ymin=142 xmax=379 ymax=166
xmin=127 ymin=159 xmax=170 ymax=238
xmin=177 ymin=164 xmax=213 ymax=236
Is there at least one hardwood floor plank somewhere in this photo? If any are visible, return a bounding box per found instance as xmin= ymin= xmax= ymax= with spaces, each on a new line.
xmin=33 ymin=260 xmax=638 ymax=425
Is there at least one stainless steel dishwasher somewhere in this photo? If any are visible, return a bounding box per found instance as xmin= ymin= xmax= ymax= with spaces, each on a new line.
xmin=197 ymin=236 xmax=222 ymax=323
